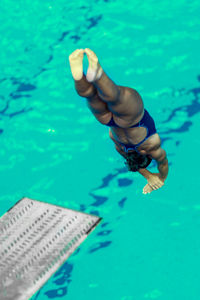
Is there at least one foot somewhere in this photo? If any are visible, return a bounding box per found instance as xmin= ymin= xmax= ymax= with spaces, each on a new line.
xmin=69 ymin=49 xmax=84 ymax=80
xmin=85 ymin=48 xmax=103 ymax=82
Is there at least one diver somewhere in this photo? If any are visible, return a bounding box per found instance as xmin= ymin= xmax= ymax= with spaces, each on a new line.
xmin=69 ymin=48 xmax=169 ymax=194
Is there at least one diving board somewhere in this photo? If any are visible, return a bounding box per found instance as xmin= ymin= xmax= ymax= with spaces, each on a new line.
xmin=0 ymin=197 xmax=102 ymax=300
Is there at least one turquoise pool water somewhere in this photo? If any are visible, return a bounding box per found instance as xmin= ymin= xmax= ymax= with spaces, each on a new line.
xmin=0 ymin=0 xmax=200 ymax=299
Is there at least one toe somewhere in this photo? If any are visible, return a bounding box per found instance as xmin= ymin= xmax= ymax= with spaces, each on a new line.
xmin=74 ymin=49 xmax=80 ymax=55
xmin=85 ymin=48 xmax=91 ymax=55
xmin=85 ymin=48 xmax=92 ymax=53
xmin=69 ymin=49 xmax=80 ymax=59
xmin=85 ymin=48 xmax=97 ymax=59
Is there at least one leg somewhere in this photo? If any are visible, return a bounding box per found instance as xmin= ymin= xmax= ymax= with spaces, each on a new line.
xmin=94 ymin=70 xmax=121 ymax=102
xmin=85 ymin=48 xmax=120 ymax=102
xmin=74 ymin=73 xmax=96 ymax=98
xmin=69 ymin=48 xmax=95 ymax=97
xmin=69 ymin=49 xmax=111 ymax=116
xmin=74 ymin=74 xmax=97 ymax=98
xmin=69 ymin=48 xmax=143 ymax=121
xmin=84 ymin=48 xmax=144 ymax=120
xmin=74 ymin=73 xmax=111 ymax=116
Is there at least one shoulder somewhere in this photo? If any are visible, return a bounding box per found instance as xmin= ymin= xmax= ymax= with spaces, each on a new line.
xmin=138 ymin=133 xmax=161 ymax=154
xmin=143 ymin=134 xmax=167 ymax=163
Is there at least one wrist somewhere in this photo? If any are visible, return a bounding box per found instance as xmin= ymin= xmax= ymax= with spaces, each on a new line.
xmin=138 ymin=168 xmax=152 ymax=179
xmin=158 ymin=173 xmax=166 ymax=181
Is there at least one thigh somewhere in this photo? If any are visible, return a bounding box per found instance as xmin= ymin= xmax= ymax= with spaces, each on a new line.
xmin=86 ymin=92 xmax=112 ymax=123
xmin=107 ymin=86 xmax=144 ymax=123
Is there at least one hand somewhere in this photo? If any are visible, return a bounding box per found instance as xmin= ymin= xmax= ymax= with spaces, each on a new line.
xmin=147 ymin=173 xmax=165 ymax=190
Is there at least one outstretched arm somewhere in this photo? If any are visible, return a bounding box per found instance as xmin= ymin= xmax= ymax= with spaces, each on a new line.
xmin=114 ymin=143 xmax=165 ymax=194
xmin=146 ymin=147 xmax=169 ymax=180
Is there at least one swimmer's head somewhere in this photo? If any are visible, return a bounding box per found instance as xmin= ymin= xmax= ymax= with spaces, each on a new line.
xmin=124 ymin=150 xmax=152 ymax=172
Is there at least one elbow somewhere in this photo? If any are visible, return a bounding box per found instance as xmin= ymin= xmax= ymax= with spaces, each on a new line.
xmin=157 ymin=158 xmax=168 ymax=166
xmin=157 ymin=151 xmax=168 ymax=166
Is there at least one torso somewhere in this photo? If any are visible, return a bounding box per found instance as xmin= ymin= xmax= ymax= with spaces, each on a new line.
xmin=110 ymin=110 xmax=147 ymax=143
xmin=98 ymin=109 xmax=156 ymax=154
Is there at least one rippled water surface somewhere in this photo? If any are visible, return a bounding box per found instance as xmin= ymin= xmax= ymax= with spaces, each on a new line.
xmin=0 ymin=0 xmax=200 ymax=299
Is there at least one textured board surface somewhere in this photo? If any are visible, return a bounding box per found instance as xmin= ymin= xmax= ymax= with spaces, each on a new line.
xmin=0 ymin=197 xmax=102 ymax=300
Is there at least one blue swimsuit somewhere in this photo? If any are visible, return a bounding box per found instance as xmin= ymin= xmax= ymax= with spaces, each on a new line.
xmin=105 ymin=109 xmax=157 ymax=153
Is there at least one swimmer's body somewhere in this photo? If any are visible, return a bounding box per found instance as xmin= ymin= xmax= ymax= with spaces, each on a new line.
xmin=69 ymin=48 xmax=169 ymax=194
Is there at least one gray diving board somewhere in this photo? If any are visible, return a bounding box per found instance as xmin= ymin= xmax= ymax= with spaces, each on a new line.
xmin=0 ymin=197 xmax=102 ymax=300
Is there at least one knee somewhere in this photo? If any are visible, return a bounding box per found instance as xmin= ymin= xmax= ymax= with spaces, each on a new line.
xmin=97 ymin=86 xmax=121 ymax=102
xmin=76 ymin=85 xmax=96 ymax=98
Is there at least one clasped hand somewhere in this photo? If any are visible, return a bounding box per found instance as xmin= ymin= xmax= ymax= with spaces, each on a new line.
xmin=147 ymin=173 xmax=165 ymax=190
